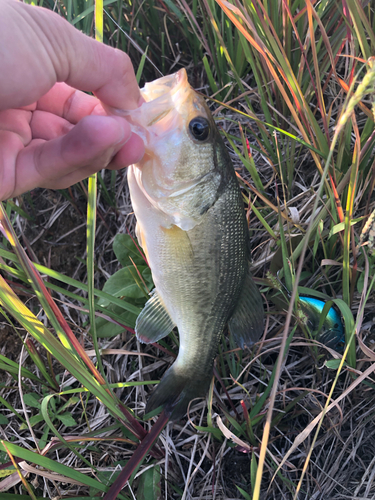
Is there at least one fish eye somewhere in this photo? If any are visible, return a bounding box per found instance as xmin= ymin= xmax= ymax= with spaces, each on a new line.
xmin=188 ymin=117 xmax=210 ymax=142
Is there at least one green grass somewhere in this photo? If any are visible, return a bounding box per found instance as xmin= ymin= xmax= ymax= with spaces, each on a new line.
xmin=1 ymin=0 xmax=375 ymax=498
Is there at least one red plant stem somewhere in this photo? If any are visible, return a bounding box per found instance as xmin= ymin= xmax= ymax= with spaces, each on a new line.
xmin=0 ymin=457 xmax=23 ymax=470
xmin=151 ymin=342 xmax=177 ymax=358
xmin=117 ymin=404 xmax=164 ymax=460
xmin=104 ymin=410 xmax=170 ymax=500
xmin=125 ymin=227 xmax=148 ymax=266
xmin=328 ymin=172 xmax=344 ymax=223
xmin=117 ymin=404 xmax=147 ymax=440
xmin=241 ymin=400 xmax=250 ymax=427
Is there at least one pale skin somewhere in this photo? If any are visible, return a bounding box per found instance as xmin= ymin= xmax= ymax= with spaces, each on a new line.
xmin=0 ymin=0 xmax=145 ymax=201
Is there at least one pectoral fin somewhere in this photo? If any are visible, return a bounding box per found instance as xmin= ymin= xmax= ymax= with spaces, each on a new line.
xmin=228 ymin=265 xmax=264 ymax=348
xmin=136 ymin=289 xmax=176 ymax=344
xmin=161 ymin=224 xmax=194 ymax=265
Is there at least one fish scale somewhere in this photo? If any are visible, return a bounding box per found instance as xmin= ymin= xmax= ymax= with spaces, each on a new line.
xmin=170 ymin=184 xmax=245 ymax=372
xmin=126 ymin=69 xmax=264 ymax=419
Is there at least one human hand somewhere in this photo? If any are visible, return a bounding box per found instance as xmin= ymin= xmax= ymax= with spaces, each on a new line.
xmin=0 ymin=0 xmax=145 ymax=201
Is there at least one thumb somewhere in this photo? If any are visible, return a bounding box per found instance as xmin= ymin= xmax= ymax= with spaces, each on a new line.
xmin=1 ymin=0 xmax=141 ymax=111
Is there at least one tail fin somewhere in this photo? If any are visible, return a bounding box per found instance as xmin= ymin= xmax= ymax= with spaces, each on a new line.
xmin=145 ymin=366 xmax=211 ymax=420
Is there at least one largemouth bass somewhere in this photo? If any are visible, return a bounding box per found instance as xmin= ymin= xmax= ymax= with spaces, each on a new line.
xmin=126 ymin=69 xmax=264 ymax=419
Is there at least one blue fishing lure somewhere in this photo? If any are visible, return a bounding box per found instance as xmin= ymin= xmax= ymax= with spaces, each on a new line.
xmin=299 ymin=297 xmax=345 ymax=351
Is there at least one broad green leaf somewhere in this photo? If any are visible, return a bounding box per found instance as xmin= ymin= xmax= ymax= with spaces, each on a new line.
xmin=113 ymin=234 xmax=145 ymax=268
xmin=95 ymin=304 xmax=137 ymax=338
xmin=141 ymin=267 xmax=153 ymax=286
xmin=325 ymin=359 xmax=342 ymax=370
xmin=19 ymin=414 xmax=44 ymax=430
xmin=100 ymin=266 xmax=150 ymax=305
xmin=23 ymin=393 xmax=41 ymax=409
xmin=0 ymin=415 xmax=9 ymax=425
xmin=57 ymin=413 xmax=77 ymax=427
xmin=137 ymin=465 xmax=161 ymax=500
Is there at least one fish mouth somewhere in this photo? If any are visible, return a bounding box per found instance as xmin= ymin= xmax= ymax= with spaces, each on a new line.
xmin=146 ymin=108 xmax=173 ymax=126
xmin=141 ymin=69 xmax=188 ymax=103
xmin=117 ymin=69 xmax=191 ymax=142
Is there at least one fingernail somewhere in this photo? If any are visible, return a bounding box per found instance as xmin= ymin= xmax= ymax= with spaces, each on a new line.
xmin=105 ymin=116 xmax=131 ymax=147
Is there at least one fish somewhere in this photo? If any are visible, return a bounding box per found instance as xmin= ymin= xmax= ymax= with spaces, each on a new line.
xmin=299 ymin=297 xmax=344 ymax=351
xmin=126 ymin=69 xmax=264 ymax=419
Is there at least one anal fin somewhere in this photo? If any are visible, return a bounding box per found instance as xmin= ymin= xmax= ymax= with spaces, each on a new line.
xmin=136 ymin=289 xmax=176 ymax=344
xmin=228 ymin=264 xmax=264 ymax=348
